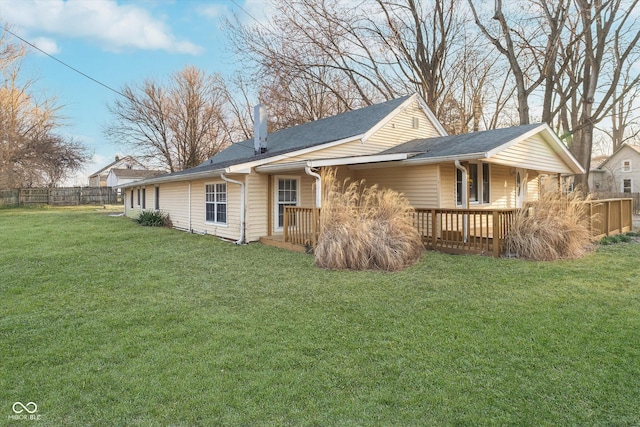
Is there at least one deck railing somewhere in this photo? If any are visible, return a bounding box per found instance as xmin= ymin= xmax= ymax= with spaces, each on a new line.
xmin=283 ymin=206 xmax=321 ymax=247
xmin=584 ymin=198 xmax=633 ymax=239
xmin=413 ymin=208 xmax=516 ymax=257
xmin=282 ymin=200 xmax=633 ymax=257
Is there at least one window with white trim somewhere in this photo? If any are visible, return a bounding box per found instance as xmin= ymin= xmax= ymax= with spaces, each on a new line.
xmin=622 ymin=160 xmax=631 ymax=172
xmin=141 ymin=188 xmax=146 ymax=209
xmin=277 ymin=178 xmax=298 ymax=228
xmin=154 ymin=186 xmax=160 ymax=210
xmin=137 ymin=188 xmax=140 ymax=206
xmin=205 ymin=183 xmax=227 ymax=224
xmin=456 ymin=163 xmax=490 ymax=205
xmin=623 ymin=179 xmax=632 ymax=193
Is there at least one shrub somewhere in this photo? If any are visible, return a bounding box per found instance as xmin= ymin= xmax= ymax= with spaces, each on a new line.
xmin=315 ymin=168 xmax=423 ymax=271
xmin=136 ymin=210 xmax=170 ymax=227
xmin=504 ymin=184 xmax=593 ymax=261
xmin=600 ymin=234 xmax=632 ymax=245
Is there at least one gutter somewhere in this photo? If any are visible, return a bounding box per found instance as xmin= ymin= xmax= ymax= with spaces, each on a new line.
xmin=221 ymin=173 xmax=245 ymax=245
xmin=305 ymin=165 xmax=322 ymax=208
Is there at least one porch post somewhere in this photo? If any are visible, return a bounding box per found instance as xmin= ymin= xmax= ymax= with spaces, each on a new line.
xmin=492 ymin=210 xmax=500 ymax=258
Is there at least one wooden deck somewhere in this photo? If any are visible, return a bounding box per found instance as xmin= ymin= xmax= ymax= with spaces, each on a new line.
xmin=259 ymin=234 xmax=310 ymax=253
xmin=262 ymin=199 xmax=634 ymax=257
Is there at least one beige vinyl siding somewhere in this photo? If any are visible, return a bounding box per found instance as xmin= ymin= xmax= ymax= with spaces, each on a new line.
xmin=488 ymin=164 xmax=515 ymax=209
xmin=156 ymin=182 xmax=191 ymax=230
xmin=124 ymin=188 xmax=137 ymax=218
xmin=488 ymin=134 xmax=573 ymax=174
xmin=353 ymin=164 xmax=440 ymax=208
xmin=365 ymin=100 xmax=442 ymax=151
xmin=439 ymin=163 xmax=457 ymax=208
xmin=269 ymin=99 xmax=442 ymax=164
xmin=188 ymin=179 xmax=241 ymax=240
xmin=245 ymin=173 xmax=269 ymax=242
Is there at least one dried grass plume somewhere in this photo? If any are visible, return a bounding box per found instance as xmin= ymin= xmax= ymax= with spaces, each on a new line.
xmin=315 ymin=168 xmax=423 ymax=271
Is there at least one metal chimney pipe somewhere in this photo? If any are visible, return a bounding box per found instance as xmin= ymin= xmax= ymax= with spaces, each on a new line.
xmin=254 ymin=104 xmax=268 ymax=154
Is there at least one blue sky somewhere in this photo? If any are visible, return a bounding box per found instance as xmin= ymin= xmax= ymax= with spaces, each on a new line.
xmin=1 ymin=0 xmax=268 ymax=185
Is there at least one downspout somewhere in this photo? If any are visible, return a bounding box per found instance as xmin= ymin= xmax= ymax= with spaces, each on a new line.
xmin=221 ymin=173 xmax=245 ymax=245
xmin=305 ymin=165 xmax=322 ymax=208
xmin=188 ymin=181 xmax=192 ymax=232
xmin=455 ymin=160 xmax=468 ymax=242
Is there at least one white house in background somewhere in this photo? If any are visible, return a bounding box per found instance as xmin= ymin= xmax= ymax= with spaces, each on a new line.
xmin=119 ymin=93 xmax=584 ymax=246
xmin=88 ymin=155 xmax=147 ymax=187
xmin=591 ymin=143 xmax=640 ymax=193
xmin=106 ymin=169 xmax=164 ymax=188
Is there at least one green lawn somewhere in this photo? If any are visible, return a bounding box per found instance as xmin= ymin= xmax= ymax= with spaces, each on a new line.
xmin=1 ymin=206 xmax=639 ymax=426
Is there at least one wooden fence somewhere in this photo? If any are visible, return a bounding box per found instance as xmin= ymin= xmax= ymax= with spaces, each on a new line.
xmin=0 ymin=187 xmax=119 ymax=207
xmin=591 ymin=192 xmax=640 ymax=214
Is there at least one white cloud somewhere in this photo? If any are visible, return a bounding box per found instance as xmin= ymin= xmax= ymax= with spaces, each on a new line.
xmin=198 ymin=4 xmax=229 ymax=19
xmin=31 ymin=37 xmax=60 ymax=55
xmin=1 ymin=0 xmax=203 ymax=55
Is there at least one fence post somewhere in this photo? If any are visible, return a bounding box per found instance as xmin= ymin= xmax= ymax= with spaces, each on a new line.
xmin=431 ymin=209 xmax=437 ymax=249
xmin=283 ymin=207 xmax=289 ymax=243
xmin=492 ymin=211 xmax=500 ymax=258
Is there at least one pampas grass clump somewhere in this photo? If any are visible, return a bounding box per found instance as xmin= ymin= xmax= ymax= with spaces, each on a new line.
xmin=315 ymin=168 xmax=423 ymax=271
xmin=504 ymin=185 xmax=593 ymax=261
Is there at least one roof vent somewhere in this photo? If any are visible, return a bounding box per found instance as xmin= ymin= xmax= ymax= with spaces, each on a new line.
xmin=254 ymin=104 xmax=268 ymax=155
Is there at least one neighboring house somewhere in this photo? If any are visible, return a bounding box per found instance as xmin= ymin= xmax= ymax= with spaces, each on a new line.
xmin=591 ymin=143 xmax=640 ymax=193
xmin=106 ymin=169 xmax=164 ymax=188
xmin=88 ymin=155 xmax=147 ymax=187
xmin=120 ymin=94 xmax=584 ymax=244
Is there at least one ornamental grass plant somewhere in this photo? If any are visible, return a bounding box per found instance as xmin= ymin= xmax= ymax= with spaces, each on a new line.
xmin=504 ymin=184 xmax=593 ymax=260
xmin=315 ymin=168 xmax=423 ymax=271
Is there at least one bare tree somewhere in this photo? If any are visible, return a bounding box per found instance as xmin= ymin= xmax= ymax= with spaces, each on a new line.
xmin=105 ymin=66 xmax=229 ymax=172
xmin=0 ymin=28 xmax=88 ymax=188
xmin=227 ymin=0 xmax=513 ymax=133
xmin=469 ymin=0 xmax=569 ymax=125
xmin=554 ymin=0 xmax=640 ymax=189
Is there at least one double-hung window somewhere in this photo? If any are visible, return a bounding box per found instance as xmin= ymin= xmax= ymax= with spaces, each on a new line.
xmin=205 ymin=183 xmax=227 ymax=224
xmin=623 ymin=179 xmax=632 ymax=193
xmin=457 ymin=163 xmax=490 ymax=205
xmin=141 ymin=188 xmax=146 ymax=209
xmin=622 ymin=160 xmax=631 ymax=172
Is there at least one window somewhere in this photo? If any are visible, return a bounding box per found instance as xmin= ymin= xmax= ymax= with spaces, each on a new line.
xmin=141 ymin=188 xmax=146 ymax=209
xmin=137 ymin=188 xmax=140 ymax=206
xmin=205 ymin=183 xmax=227 ymax=224
xmin=130 ymin=190 xmax=134 ymax=209
xmin=154 ymin=187 xmax=160 ymax=210
xmin=277 ymin=178 xmax=298 ymax=228
xmin=623 ymin=179 xmax=632 ymax=193
xmin=412 ymin=117 xmax=420 ymax=129
xmin=622 ymin=160 xmax=631 ymax=172
xmin=456 ymin=163 xmax=490 ymax=206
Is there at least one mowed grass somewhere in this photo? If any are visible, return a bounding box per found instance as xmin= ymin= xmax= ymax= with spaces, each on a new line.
xmin=1 ymin=207 xmax=639 ymax=426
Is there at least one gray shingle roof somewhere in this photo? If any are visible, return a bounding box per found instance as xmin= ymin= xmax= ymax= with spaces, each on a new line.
xmin=382 ymin=123 xmax=543 ymax=159
xmin=168 ymin=94 xmax=413 ymax=178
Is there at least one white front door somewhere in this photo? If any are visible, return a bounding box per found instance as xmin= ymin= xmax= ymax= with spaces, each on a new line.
xmin=275 ymin=177 xmax=299 ymax=230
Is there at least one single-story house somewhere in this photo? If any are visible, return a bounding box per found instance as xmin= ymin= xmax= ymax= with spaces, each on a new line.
xmin=120 ymin=94 xmax=584 ymax=247
xmin=88 ymin=155 xmax=147 ymax=187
